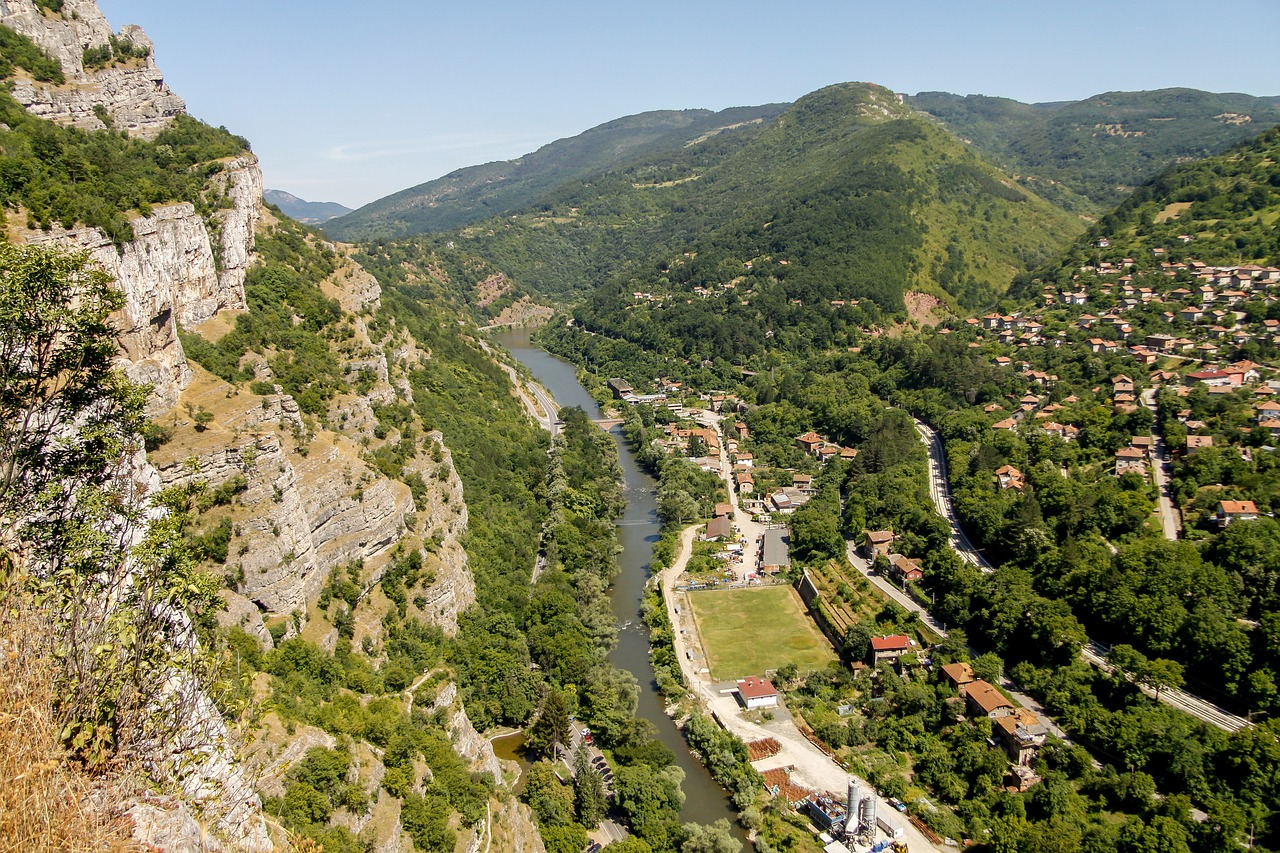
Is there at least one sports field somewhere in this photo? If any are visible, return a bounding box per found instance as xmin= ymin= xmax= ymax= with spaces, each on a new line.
xmin=686 ymin=585 xmax=836 ymax=680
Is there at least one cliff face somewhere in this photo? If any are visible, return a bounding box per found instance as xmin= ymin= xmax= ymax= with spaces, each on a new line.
xmin=5 ymin=4 xmax=530 ymax=849
xmin=0 ymin=0 xmax=185 ymax=137
xmin=25 ymin=169 xmax=259 ymax=411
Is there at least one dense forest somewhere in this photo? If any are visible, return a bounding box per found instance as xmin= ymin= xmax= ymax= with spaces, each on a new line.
xmin=909 ymin=88 xmax=1280 ymax=211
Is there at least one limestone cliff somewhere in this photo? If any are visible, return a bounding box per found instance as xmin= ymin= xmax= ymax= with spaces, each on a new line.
xmin=0 ymin=0 xmax=185 ymax=137
xmin=24 ymin=173 xmax=259 ymax=411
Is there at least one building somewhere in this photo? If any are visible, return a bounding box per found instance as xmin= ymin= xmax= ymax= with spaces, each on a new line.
xmin=1115 ymin=447 xmax=1147 ymax=476
xmin=941 ymin=662 xmax=975 ymax=694
xmin=965 ymin=680 xmax=1014 ymax=719
xmin=736 ymin=676 xmax=779 ymax=709
xmin=870 ymin=634 xmax=914 ymax=665
xmin=608 ymin=378 xmax=634 ymax=400
xmin=1216 ymin=500 xmax=1259 ymax=526
xmin=795 ymin=432 xmax=824 ymax=454
xmin=704 ymin=516 xmax=731 ymax=541
xmin=995 ymin=709 xmax=1048 ymax=765
xmin=995 ymin=465 xmax=1025 ymax=490
xmin=760 ymin=528 xmax=791 ymax=574
xmin=863 ymin=530 xmax=896 ymax=559
xmin=887 ymin=554 xmax=923 ymax=584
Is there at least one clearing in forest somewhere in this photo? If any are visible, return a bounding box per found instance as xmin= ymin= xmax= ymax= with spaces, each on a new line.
xmin=687 ymin=585 xmax=836 ymax=680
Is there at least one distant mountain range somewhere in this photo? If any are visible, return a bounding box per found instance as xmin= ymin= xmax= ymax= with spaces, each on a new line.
xmin=326 ymin=87 xmax=1280 ymax=245
xmin=322 ymin=105 xmax=788 ymax=241
xmin=263 ymin=189 xmax=352 ymax=224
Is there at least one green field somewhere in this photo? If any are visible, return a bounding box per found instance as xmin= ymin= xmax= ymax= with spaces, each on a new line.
xmin=687 ymin=585 xmax=837 ymax=680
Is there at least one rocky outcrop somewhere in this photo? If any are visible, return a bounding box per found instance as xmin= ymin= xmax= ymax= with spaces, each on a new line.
xmin=24 ymin=189 xmax=257 ymax=411
xmin=430 ymin=682 xmax=502 ymax=782
xmin=0 ymin=0 xmax=185 ymax=137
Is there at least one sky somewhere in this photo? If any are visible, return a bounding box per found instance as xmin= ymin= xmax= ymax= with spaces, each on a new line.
xmin=98 ymin=0 xmax=1280 ymax=211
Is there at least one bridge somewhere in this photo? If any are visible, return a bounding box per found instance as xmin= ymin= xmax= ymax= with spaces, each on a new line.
xmin=593 ymin=418 xmax=624 ymax=431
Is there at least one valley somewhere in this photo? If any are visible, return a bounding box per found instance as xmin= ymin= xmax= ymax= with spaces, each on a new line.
xmin=2 ymin=2 xmax=1280 ymax=853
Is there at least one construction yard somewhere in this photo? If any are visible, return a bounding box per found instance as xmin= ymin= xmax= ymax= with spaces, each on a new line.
xmin=686 ymin=585 xmax=836 ymax=680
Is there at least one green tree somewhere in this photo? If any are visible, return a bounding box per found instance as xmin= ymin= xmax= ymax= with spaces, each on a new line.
xmin=680 ymin=818 xmax=740 ymax=853
xmin=528 ymin=687 xmax=571 ymax=760
xmin=972 ymin=651 xmax=1004 ymax=684
xmin=573 ymin=746 xmax=607 ymax=828
xmin=0 ymin=243 xmax=221 ymax=769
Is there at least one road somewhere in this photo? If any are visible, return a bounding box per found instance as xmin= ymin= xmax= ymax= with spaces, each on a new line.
xmin=481 ymin=340 xmax=560 ymax=436
xmin=910 ymin=418 xmax=1249 ymax=733
xmin=691 ymin=409 xmax=768 ymax=581
xmin=662 ymin=528 xmax=947 ymax=853
xmin=1140 ymin=387 xmax=1181 ymax=541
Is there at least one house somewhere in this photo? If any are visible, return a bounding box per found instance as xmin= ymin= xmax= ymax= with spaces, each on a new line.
xmin=795 ymin=432 xmax=824 ymax=454
xmin=1185 ymin=435 xmax=1214 ymax=455
xmin=870 ymin=634 xmax=915 ymax=665
xmin=1112 ymin=375 xmax=1136 ymax=395
xmin=992 ymin=418 xmax=1018 ymax=432
xmin=1115 ymin=447 xmax=1147 ymax=476
xmin=888 ymin=554 xmax=924 ymax=584
xmin=704 ymin=516 xmax=731 ymax=541
xmin=1216 ymin=500 xmax=1259 ymax=526
xmin=995 ymin=465 xmax=1026 ymax=490
xmin=734 ymin=452 xmax=754 ymax=468
xmin=735 ymin=471 xmax=754 ymax=494
xmin=941 ymin=662 xmax=975 ymax=694
xmin=995 ymin=709 xmax=1049 ymax=765
xmin=736 ymin=676 xmax=779 ymax=710
xmin=965 ymin=680 xmax=1014 ymax=719
xmin=863 ymin=530 xmax=896 ymax=559
xmin=1129 ymin=436 xmax=1154 ymax=457
xmin=734 ymin=422 xmax=750 ymax=440
xmin=1187 ymin=369 xmax=1240 ymax=387
xmin=839 ymin=446 xmax=859 ymax=461
xmin=714 ymin=503 xmax=734 ymax=518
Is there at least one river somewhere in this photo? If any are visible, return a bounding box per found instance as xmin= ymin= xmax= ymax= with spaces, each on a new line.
xmin=492 ymin=327 xmax=747 ymax=838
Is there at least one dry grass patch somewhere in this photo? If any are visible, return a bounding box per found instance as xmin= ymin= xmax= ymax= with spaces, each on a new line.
xmin=0 ymin=580 xmax=136 ymax=852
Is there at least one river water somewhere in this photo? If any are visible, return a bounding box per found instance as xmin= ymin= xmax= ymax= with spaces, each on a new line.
xmin=492 ymin=327 xmax=747 ymax=837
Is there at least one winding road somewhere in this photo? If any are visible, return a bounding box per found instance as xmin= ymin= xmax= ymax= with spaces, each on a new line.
xmin=909 ymin=418 xmax=1249 ymax=733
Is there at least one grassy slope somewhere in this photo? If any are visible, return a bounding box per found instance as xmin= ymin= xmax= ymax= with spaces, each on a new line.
xmin=324 ymin=104 xmax=788 ymax=241
xmin=450 ymin=83 xmax=1080 ymax=319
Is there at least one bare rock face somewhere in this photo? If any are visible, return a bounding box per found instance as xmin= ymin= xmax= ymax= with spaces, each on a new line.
xmin=0 ymin=0 xmax=185 ymax=137
xmin=430 ymin=682 xmax=502 ymax=782
xmin=24 ymin=178 xmax=260 ymax=411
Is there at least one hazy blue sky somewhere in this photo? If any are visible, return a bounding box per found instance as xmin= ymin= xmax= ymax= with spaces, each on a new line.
xmin=99 ymin=0 xmax=1280 ymax=210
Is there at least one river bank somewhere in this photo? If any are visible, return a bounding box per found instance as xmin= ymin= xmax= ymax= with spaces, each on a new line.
xmin=491 ymin=328 xmax=746 ymax=835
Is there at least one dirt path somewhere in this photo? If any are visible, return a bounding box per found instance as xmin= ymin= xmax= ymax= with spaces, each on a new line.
xmin=660 ymin=525 xmax=947 ymax=852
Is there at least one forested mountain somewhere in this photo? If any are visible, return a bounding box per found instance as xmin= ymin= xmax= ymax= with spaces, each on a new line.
xmin=323 ymin=103 xmax=787 ymax=240
xmin=467 ymin=82 xmax=1079 ymax=366
xmin=909 ymin=88 xmax=1280 ymax=212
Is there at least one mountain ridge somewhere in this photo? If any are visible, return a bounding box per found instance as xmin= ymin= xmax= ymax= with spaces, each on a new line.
xmin=323 ymin=103 xmax=788 ymax=240
xmin=263 ymin=189 xmax=352 ymax=224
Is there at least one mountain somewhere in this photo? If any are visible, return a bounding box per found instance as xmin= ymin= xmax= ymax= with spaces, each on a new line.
xmin=425 ymin=82 xmax=1080 ymax=371
xmin=0 ymin=4 xmax=550 ymax=852
xmin=1009 ymin=123 xmax=1280 ymax=302
xmin=263 ymin=188 xmax=352 ymax=223
xmin=322 ymin=103 xmax=788 ymax=240
xmin=909 ymin=88 xmax=1280 ymax=211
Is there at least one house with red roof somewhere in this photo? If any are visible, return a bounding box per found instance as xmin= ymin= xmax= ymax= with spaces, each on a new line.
xmin=870 ymin=634 xmax=915 ymax=665
xmin=736 ymin=676 xmax=778 ymax=709
xmin=1216 ymin=500 xmax=1259 ymax=526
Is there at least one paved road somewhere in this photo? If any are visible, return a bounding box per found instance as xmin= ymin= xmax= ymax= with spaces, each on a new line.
xmin=691 ymin=409 xmax=768 ymax=581
xmin=911 ymin=417 xmax=1249 ymax=733
xmin=1141 ymin=387 xmax=1181 ymax=541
